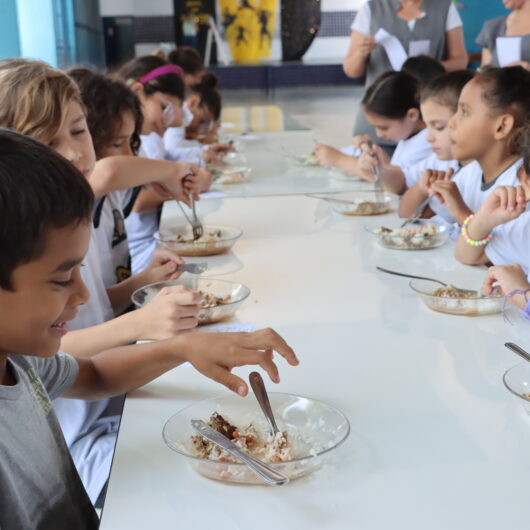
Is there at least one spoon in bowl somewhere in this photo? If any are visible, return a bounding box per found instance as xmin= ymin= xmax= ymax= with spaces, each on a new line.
xmin=376 ymin=266 xmax=479 ymax=296
xmin=505 ymin=342 xmax=530 ymax=362
xmin=249 ymin=371 xmax=280 ymax=436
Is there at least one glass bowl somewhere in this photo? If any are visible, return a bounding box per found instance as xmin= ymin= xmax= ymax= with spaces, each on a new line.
xmin=155 ymin=225 xmax=242 ymax=256
xmin=409 ymin=279 xmax=504 ymax=316
xmin=162 ymin=393 xmax=350 ymax=484
xmin=287 ymin=151 xmax=320 ymax=167
xmin=215 ymin=166 xmax=251 ymax=185
xmin=326 ymin=191 xmax=397 ymax=216
xmin=368 ymin=220 xmax=449 ymax=250
xmin=223 ymin=151 xmax=248 ymax=167
xmin=131 ymin=277 xmax=250 ymax=325
xmin=503 ymin=363 xmax=530 ymax=415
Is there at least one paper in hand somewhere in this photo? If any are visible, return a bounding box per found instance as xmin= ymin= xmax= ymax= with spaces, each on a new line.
xmin=496 ymin=36 xmax=522 ymax=67
xmin=374 ymin=28 xmax=408 ymax=71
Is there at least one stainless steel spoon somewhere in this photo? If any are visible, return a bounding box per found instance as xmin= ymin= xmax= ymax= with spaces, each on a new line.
xmin=376 ymin=266 xmax=478 ymax=296
xmin=249 ymin=371 xmax=280 ymax=436
xmin=505 ymin=342 xmax=530 ymax=362
xmin=190 ymin=420 xmax=289 ymax=486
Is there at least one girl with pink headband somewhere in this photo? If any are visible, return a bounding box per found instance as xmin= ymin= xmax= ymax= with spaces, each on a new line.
xmin=116 ymin=55 xmax=222 ymax=273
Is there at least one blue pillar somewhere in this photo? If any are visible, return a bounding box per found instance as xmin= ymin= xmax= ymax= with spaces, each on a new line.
xmin=0 ymin=0 xmax=21 ymax=59
xmin=15 ymin=0 xmax=57 ymax=66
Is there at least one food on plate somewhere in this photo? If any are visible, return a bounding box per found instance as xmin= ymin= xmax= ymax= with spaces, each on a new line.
xmin=375 ymin=223 xmax=444 ymax=249
xmin=432 ymin=285 xmax=476 ymax=299
xmin=338 ymin=200 xmax=390 ymax=216
xmin=216 ymin=167 xmax=250 ymax=184
xmin=191 ymin=413 xmax=293 ymax=463
xmin=199 ymin=292 xmax=232 ymax=309
xmin=173 ymin=230 xmax=222 ymax=244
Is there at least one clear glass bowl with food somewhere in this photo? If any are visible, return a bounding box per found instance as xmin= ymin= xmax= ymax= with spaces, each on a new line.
xmin=503 ymin=363 xmax=530 ymax=415
xmin=162 ymin=393 xmax=350 ymax=484
xmin=131 ymin=277 xmax=250 ymax=325
xmin=215 ymin=166 xmax=252 ymax=185
xmin=287 ymin=151 xmax=320 ymax=167
xmin=409 ymin=279 xmax=504 ymax=316
xmin=325 ymin=190 xmax=397 ymax=216
xmin=368 ymin=220 xmax=449 ymax=250
xmin=155 ymin=225 xmax=242 ymax=256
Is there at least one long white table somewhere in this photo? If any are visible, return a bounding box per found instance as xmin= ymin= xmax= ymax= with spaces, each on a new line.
xmin=100 ymin=194 xmax=530 ymax=529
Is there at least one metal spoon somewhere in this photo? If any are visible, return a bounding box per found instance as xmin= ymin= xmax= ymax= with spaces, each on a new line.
xmin=376 ymin=266 xmax=478 ymax=296
xmin=505 ymin=342 xmax=530 ymax=362
xmin=249 ymin=371 xmax=280 ymax=436
xmin=400 ymin=197 xmax=431 ymax=228
xmin=190 ymin=420 xmax=288 ymax=486
xmin=367 ymin=141 xmax=384 ymax=205
xmin=175 ymin=263 xmax=208 ymax=274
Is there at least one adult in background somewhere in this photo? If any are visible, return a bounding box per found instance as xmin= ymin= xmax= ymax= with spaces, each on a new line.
xmin=476 ymin=0 xmax=530 ymax=69
xmin=343 ymin=0 xmax=468 ymax=150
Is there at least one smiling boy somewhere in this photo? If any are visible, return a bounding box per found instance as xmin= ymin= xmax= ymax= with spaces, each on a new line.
xmin=0 ymin=129 xmax=298 ymax=528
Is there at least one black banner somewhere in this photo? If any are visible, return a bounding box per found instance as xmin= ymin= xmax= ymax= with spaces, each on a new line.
xmin=281 ymin=0 xmax=321 ymax=61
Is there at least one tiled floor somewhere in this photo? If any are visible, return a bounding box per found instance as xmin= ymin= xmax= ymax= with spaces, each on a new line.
xmin=222 ymin=85 xmax=365 ymax=148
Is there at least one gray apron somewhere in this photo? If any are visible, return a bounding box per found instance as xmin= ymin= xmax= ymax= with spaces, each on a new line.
xmin=353 ymin=0 xmax=452 ymax=152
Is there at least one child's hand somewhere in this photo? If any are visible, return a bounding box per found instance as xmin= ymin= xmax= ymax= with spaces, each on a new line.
xmin=419 ymin=167 xmax=454 ymax=195
xmin=314 ymin=143 xmax=341 ymax=167
xmin=358 ymin=142 xmax=384 ymax=181
xmin=143 ymin=248 xmax=186 ymax=284
xmin=483 ymin=264 xmax=530 ymax=308
xmin=138 ymin=285 xmax=201 ymax=339
xmin=351 ymin=134 xmax=373 ymax=150
xmin=428 ymin=178 xmax=468 ymax=219
xmin=153 ymin=163 xmax=202 ymax=206
xmin=209 ymin=142 xmax=234 ymax=154
xmin=201 ymin=143 xmax=233 ymax=166
xmin=181 ymin=328 xmax=299 ymax=396
xmin=184 ymin=167 xmax=212 ymax=198
xmin=474 ymin=185 xmax=528 ymax=232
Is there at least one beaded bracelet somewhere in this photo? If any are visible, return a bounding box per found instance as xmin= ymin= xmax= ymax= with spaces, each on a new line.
xmin=461 ymin=214 xmax=493 ymax=247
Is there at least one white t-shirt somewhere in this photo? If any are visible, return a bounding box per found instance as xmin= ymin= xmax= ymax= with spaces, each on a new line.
xmin=124 ymin=209 xmax=159 ymax=274
xmin=390 ymin=128 xmax=432 ymax=170
xmin=93 ymin=189 xmax=135 ymax=287
xmin=351 ymin=1 xmax=463 ymax=33
xmin=403 ymin=153 xmax=459 ymax=222
xmin=485 ymin=211 xmax=530 ymax=274
xmin=140 ymin=132 xmax=167 ymax=161
xmin=70 ymin=229 xmax=114 ymax=329
xmin=162 ymin=127 xmax=205 ymax=164
xmin=141 ymin=130 xmax=205 ymax=164
xmin=453 ymin=159 xmax=523 ymax=214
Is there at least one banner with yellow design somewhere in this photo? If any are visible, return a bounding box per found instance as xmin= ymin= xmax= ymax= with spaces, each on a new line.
xmin=218 ymin=0 xmax=277 ymax=63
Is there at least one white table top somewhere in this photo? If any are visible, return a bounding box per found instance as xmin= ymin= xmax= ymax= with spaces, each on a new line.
xmin=208 ymin=130 xmax=367 ymax=198
xmin=100 ymin=194 xmax=530 ymax=529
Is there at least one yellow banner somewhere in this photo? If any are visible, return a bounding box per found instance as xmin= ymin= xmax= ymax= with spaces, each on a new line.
xmin=219 ymin=0 xmax=277 ymax=63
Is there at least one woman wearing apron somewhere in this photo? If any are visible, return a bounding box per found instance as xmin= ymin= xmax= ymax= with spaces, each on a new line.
xmin=477 ymin=0 xmax=530 ymax=69
xmin=343 ymin=0 xmax=467 ymax=151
